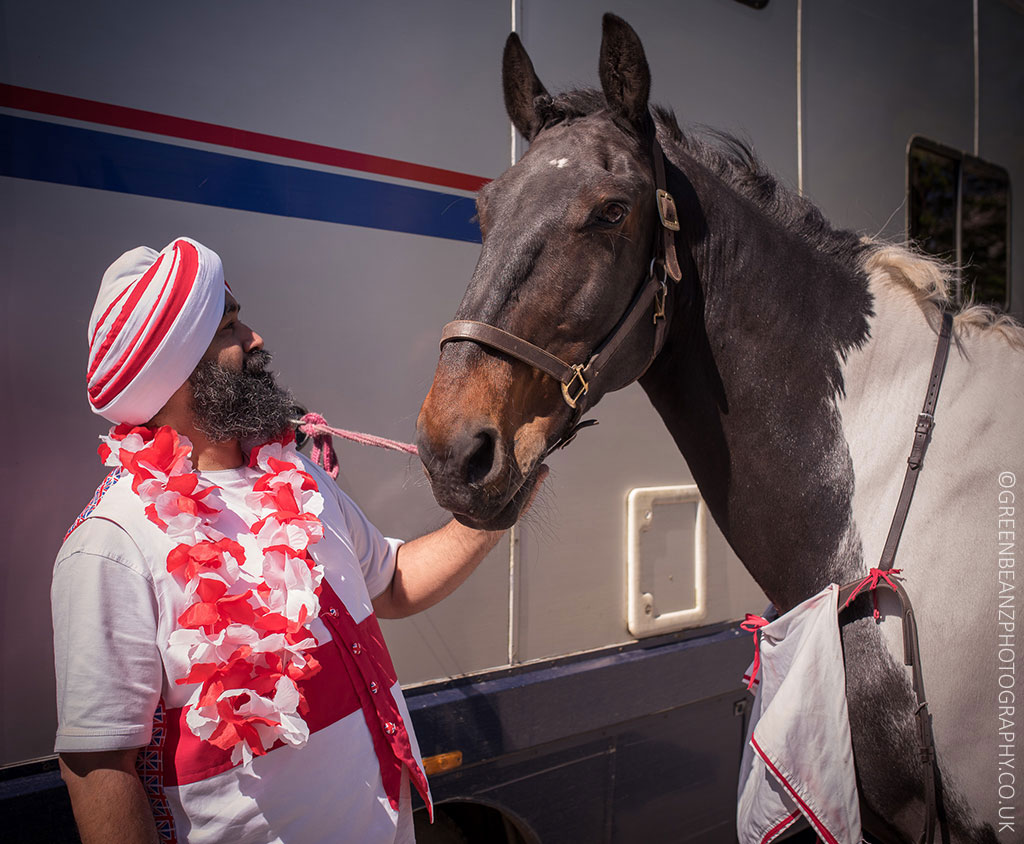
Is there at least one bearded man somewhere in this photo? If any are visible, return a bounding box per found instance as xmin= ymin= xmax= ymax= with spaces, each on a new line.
xmin=52 ymin=237 xmax=542 ymax=844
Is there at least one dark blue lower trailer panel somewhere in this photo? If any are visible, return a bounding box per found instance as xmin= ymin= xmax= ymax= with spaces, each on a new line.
xmin=0 ymin=623 xmax=756 ymax=843
xmin=406 ymin=623 xmax=756 ymax=844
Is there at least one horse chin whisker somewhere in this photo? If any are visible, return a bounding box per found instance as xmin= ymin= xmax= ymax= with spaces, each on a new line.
xmin=408 ymin=471 xmax=432 ymax=491
xmin=516 ymin=479 xmax=558 ymax=543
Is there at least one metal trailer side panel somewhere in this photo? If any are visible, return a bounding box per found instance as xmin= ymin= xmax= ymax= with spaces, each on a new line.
xmin=0 ymin=158 xmax=516 ymax=760
xmin=408 ymin=625 xmax=752 ymax=843
xmin=0 ymin=0 xmax=509 ymax=176
xmin=802 ymin=1 xmax=974 ymax=240
xmin=806 ymin=0 xmax=1023 ymax=319
xmin=0 ymin=0 xmax=514 ymax=766
xmin=1 ymin=5 xmax=1020 ymax=842
xmin=978 ymin=0 xmax=1024 ymax=314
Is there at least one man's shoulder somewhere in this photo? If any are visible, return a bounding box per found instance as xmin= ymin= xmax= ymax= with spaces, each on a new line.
xmin=63 ymin=468 xmax=125 ymax=542
xmin=56 ymin=471 xmax=151 ymax=578
xmin=54 ymin=513 xmax=151 ymax=583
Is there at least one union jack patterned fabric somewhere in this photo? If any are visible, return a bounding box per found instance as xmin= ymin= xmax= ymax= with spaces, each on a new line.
xmin=137 ymin=700 xmax=178 ymax=843
xmin=64 ymin=469 xmax=122 ymax=540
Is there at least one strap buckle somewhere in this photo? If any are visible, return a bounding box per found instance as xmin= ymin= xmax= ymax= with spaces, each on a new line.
xmin=561 ymin=365 xmax=589 ymax=409
xmin=915 ymin=412 xmax=934 ymax=436
xmin=653 ymin=278 xmax=668 ymax=323
xmin=656 ymin=188 xmax=680 ymax=232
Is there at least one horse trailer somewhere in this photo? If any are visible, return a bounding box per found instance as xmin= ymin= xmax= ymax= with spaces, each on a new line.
xmin=1 ymin=1 xmax=1021 ymax=841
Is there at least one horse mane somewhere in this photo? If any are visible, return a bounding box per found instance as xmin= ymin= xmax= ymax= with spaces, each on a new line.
xmin=538 ymin=89 xmax=1023 ymax=349
xmin=649 ymin=104 xmax=869 ymax=270
xmin=863 ymin=243 xmax=1024 ymax=350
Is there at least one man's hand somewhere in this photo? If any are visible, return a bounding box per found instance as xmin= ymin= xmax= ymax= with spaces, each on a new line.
xmin=373 ymin=465 xmax=549 ymax=619
xmin=60 ymin=749 xmax=158 ymax=844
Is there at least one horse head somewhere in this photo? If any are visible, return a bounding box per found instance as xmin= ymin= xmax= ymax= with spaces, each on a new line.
xmin=417 ymin=15 xmax=679 ymax=530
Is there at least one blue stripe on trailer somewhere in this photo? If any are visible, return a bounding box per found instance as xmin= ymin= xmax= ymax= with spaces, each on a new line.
xmin=0 ymin=114 xmax=482 ymax=243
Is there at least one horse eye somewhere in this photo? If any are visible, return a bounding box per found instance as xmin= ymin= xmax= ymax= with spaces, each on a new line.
xmin=597 ymin=202 xmax=627 ymax=225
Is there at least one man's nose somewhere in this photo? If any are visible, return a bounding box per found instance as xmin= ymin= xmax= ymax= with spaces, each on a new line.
xmin=243 ymin=324 xmax=263 ymax=353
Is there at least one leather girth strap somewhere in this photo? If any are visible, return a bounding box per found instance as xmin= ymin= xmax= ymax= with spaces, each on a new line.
xmin=877 ymin=312 xmax=955 ymax=573
xmin=837 ymin=310 xmax=953 ymax=844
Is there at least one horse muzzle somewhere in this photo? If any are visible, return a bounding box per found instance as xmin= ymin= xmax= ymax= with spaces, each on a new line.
xmin=415 ymin=416 xmax=537 ymax=530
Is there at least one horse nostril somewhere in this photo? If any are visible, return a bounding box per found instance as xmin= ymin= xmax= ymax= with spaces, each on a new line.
xmin=465 ymin=429 xmax=497 ymax=486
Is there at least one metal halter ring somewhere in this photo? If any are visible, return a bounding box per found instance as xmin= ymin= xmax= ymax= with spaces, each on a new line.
xmin=561 ymin=365 xmax=589 ymax=409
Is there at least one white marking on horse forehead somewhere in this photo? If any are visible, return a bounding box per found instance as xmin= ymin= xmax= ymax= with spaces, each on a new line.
xmin=548 ymin=157 xmax=570 ymax=169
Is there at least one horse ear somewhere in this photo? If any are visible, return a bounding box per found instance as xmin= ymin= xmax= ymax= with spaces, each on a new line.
xmin=598 ymin=14 xmax=651 ymax=132
xmin=503 ymin=32 xmax=549 ymax=142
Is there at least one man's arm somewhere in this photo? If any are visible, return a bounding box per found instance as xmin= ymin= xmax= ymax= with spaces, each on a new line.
xmin=60 ymin=749 xmax=158 ymax=844
xmin=371 ymin=519 xmax=503 ymax=618
xmin=372 ymin=467 xmax=548 ymax=619
xmin=52 ymin=524 xmax=164 ymax=844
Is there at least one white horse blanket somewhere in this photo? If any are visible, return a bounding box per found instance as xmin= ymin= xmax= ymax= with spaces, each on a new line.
xmin=737 ymin=584 xmax=862 ymax=844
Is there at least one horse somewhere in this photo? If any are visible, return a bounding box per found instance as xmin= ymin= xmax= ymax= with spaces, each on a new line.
xmin=415 ymin=14 xmax=1023 ymax=843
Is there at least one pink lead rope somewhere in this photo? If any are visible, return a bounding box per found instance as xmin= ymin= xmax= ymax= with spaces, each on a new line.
xmin=297 ymin=412 xmax=419 ymax=479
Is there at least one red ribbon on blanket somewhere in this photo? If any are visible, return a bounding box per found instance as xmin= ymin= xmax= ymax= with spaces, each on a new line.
xmin=740 ymin=613 xmax=770 ymax=691
xmin=842 ymin=567 xmax=903 ymax=621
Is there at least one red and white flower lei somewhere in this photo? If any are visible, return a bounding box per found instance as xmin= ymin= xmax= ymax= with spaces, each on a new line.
xmin=99 ymin=424 xmax=326 ymax=766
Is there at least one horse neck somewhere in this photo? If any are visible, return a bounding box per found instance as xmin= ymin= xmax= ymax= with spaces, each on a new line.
xmin=640 ymin=155 xmax=873 ymax=610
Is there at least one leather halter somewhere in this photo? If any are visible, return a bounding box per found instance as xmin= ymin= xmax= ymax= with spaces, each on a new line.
xmin=837 ymin=311 xmax=953 ymax=844
xmin=439 ymin=128 xmax=684 ymax=454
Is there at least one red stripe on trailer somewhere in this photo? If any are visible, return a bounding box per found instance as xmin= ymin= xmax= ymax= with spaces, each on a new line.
xmin=0 ymin=83 xmax=490 ymax=193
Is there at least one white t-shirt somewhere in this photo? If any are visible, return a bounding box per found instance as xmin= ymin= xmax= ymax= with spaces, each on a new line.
xmin=52 ymin=455 xmax=425 ymax=844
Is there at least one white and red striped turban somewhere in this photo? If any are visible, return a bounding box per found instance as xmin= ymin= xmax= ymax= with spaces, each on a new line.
xmin=87 ymin=237 xmax=225 ymax=424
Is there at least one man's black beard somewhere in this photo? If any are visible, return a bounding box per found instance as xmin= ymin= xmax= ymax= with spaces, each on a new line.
xmin=188 ymin=349 xmax=296 ymax=445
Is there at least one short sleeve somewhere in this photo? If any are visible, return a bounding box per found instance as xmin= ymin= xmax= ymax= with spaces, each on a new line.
xmin=336 ymin=491 xmax=403 ymax=600
xmin=300 ymin=458 xmax=403 ymax=600
xmin=51 ymin=518 xmax=162 ymax=753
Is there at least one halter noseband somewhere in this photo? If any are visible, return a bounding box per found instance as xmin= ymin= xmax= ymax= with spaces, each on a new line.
xmin=439 ymin=129 xmax=684 ymax=453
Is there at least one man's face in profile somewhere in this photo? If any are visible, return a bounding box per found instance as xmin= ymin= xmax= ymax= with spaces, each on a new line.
xmin=188 ymin=293 xmax=296 ymax=444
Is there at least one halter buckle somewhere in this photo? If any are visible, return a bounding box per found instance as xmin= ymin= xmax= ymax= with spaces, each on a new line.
xmin=656 ymin=189 xmax=680 ymax=232
xmin=561 ymin=365 xmax=589 ymax=409
xmin=653 ymin=278 xmax=668 ymax=323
